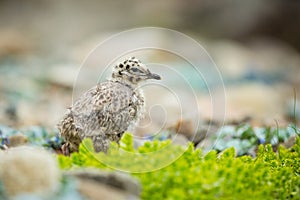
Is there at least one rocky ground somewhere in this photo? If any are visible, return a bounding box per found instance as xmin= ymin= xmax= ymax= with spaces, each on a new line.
xmin=1 ymin=31 xmax=300 ymax=198
xmin=0 ymin=1 xmax=300 ymax=199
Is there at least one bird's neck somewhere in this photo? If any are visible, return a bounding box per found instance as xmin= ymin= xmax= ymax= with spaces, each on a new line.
xmin=110 ymin=77 xmax=138 ymax=89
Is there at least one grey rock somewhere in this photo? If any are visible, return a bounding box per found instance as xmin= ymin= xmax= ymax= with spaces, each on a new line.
xmin=0 ymin=146 xmax=61 ymax=198
xmin=66 ymin=169 xmax=141 ymax=200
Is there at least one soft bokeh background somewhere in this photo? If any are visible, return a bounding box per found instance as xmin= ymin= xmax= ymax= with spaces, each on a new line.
xmin=0 ymin=0 xmax=300 ymax=132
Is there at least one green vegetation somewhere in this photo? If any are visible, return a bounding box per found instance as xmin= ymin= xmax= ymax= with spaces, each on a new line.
xmin=58 ymin=133 xmax=300 ymax=200
xmin=1 ymin=125 xmax=299 ymax=199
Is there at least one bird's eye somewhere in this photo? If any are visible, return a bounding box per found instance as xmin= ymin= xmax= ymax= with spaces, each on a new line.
xmin=131 ymin=68 xmax=143 ymax=73
xmin=131 ymin=68 xmax=138 ymax=72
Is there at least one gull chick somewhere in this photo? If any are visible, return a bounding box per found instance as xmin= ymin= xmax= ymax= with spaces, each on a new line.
xmin=58 ymin=57 xmax=161 ymax=154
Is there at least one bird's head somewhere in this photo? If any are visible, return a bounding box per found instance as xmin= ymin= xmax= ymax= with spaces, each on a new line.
xmin=112 ymin=57 xmax=161 ymax=86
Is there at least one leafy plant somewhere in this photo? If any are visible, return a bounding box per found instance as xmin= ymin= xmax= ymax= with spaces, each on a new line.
xmin=58 ymin=133 xmax=300 ymax=200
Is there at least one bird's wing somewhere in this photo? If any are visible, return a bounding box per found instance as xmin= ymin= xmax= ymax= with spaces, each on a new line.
xmin=82 ymin=82 xmax=133 ymax=113
xmin=70 ymin=82 xmax=133 ymax=131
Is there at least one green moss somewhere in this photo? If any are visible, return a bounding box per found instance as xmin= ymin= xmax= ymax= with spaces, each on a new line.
xmin=58 ymin=133 xmax=300 ymax=200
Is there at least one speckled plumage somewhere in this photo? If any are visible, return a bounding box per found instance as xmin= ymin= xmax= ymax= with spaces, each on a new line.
xmin=58 ymin=57 xmax=161 ymax=154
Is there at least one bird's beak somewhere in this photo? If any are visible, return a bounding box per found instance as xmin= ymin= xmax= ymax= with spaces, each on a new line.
xmin=147 ymin=73 xmax=162 ymax=80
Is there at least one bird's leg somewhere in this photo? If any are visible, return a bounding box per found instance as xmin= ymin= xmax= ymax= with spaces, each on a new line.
xmin=90 ymin=135 xmax=110 ymax=153
xmin=61 ymin=142 xmax=70 ymax=156
xmin=116 ymin=132 xmax=125 ymax=148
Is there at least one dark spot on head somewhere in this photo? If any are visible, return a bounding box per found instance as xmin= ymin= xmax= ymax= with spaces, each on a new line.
xmin=118 ymin=71 xmax=122 ymax=75
xmin=126 ymin=65 xmax=130 ymax=70
xmin=119 ymin=64 xmax=123 ymax=68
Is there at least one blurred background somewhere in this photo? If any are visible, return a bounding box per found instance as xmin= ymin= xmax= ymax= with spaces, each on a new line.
xmin=0 ymin=0 xmax=300 ymax=131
